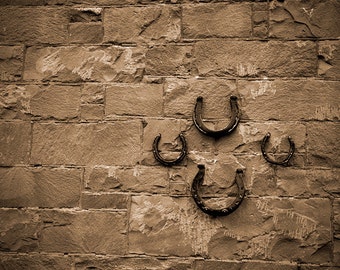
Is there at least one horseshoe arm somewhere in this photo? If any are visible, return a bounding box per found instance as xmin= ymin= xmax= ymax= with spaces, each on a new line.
xmin=193 ymin=96 xmax=240 ymax=138
xmin=153 ymin=133 xmax=187 ymax=166
xmin=191 ymin=165 xmax=245 ymax=217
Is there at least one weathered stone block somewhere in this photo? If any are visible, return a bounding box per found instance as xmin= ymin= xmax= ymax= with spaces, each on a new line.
xmin=81 ymin=192 xmax=129 ymax=209
xmin=104 ymin=6 xmax=180 ymax=44
xmin=39 ymin=210 xmax=127 ymax=254
xmin=193 ymin=260 xmax=297 ymax=270
xmin=30 ymin=85 xmax=81 ymax=120
xmin=318 ymin=40 xmax=340 ymax=79
xmin=238 ymin=80 xmax=340 ymax=121
xmin=130 ymin=196 xmax=331 ymax=263
xmin=0 ymin=7 xmax=69 ymax=44
xmin=69 ymin=22 xmax=103 ymax=44
xmin=307 ymin=122 xmax=340 ymax=167
xmin=0 ymin=46 xmax=23 ymax=81
xmin=0 ymin=122 xmax=30 ymax=166
xmin=81 ymin=84 xmax=104 ymax=104
xmin=85 ymin=165 xmax=169 ymax=194
xmin=31 ymin=122 xmax=141 ymax=166
xmin=145 ymin=45 xmax=193 ymax=76
xmin=269 ymin=0 xmax=340 ymax=39
xmin=105 ymin=83 xmax=163 ymax=117
xmin=0 ymin=84 xmax=30 ymax=119
xmin=182 ymin=3 xmax=252 ymax=38
xmin=193 ymin=40 xmax=316 ymax=77
xmin=80 ymin=104 xmax=104 ymax=120
xmin=24 ymin=46 xmax=145 ymax=82
xmin=0 ymin=167 xmax=82 ymax=208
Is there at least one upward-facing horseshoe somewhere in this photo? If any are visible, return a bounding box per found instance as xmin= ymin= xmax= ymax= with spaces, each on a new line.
xmin=191 ymin=165 xmax=245 ymax=217
xmin=261 ymin=132 xmax=295 ymax=166
xmin=193 ymin=96 xmax=240 ymax=138
xmin=152 ymin=133 xmax=187 ymax=166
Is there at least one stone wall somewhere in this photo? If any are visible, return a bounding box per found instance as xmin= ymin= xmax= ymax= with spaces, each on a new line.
xmin=0 ymin=0 xmax=339 ymax=269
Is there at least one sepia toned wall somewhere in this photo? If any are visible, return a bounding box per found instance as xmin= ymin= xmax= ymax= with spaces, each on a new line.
xmin=0 ymin=0 xmax=339 ymax=269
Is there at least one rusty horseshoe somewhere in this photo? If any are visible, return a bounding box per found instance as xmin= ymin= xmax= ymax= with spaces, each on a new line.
xmin=191 ymin=165 xmax=245 ymax=216
xmin=193 ymin=96 xmax=240 ymax=138
xmin=261 ymin=132 xmax=295 ymax=166
xmin=152 ymin=133 xmax=187 ymax=166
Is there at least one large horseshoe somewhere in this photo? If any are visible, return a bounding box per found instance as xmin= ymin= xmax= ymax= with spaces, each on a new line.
xmin=152 ymin=133 xmax=187 ymax=166
xmin=191 ymin=165 xmax=245 ymax=216
xmin=261 ymin=132 xmax=295 ymax=166
xmin=193 ymin=96 xmax=240 ymax=138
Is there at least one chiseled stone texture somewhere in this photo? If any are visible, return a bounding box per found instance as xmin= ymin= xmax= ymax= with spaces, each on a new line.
xmin=307 ymin=122 xmax=340 ymax=168
xmin=81 ymin=193 xmax=129 ymax=210
xmin=193 ymin=40 xmax=316 ymax=77
xmin=85 ymin=165 xmax=169 ymax=194
xmin=0 ymin=46 xmax=24 ymax=81
xmin=24 ymin=46 xmax=145 ymax=82
xmin=129 ymin=196 xmax=331 ymax=263
xmin=269 ymin=0 xmax=340 ymax=39
xmin=193 ymin=260 xmax=297 ymax=270
xmin=104 ymin=6 xmax=180 ymax=44
xmin=318 ymin=40 xmax=340 ymax=79
xmin=0 ymin=254 xmax=73 ymax=270
xmin=182 ymin=3 xmax=252 ymax=38
xmin=39 ymin=210 xmax=128 ymax=254
xmin=0 ymin=167 xmax=82 ymax=208
xmin=0 ymin=7 xmax=69 ymax=44
xmin=238 ymin=80 xmax=340 ymax=121
xmin=0 ymin=122 xmax=31 ymax=166
xmin=31 ymin=122 xmax=141 ymax=166
xmin=106 ymin=83 xmax=163 ymax=117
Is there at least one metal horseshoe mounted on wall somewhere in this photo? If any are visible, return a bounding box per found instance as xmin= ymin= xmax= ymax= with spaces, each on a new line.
xmin=193 ymin=96 xmax=240 ymax=138
xmin=261 ymin=132 xmax=295 ymax=166
xmin=191 ymin=165 xmax=245 ymax=217
xmin=152 ymin=133 xmax=187 ymax=166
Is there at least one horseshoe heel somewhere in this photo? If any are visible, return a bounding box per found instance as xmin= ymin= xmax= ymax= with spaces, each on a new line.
xmin=191 ymin=165 xmax=245 ymax=216
xmin=193 ymin=96 xmax=240 ymax=138
xmin=261 ymin=132 xmax=295 ymax=166
xmin=152 ymin=133 xmax=187 ymax=166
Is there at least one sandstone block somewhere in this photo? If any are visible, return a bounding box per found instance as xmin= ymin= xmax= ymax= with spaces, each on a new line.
xmin=0 ymin=84 xmax=30 ymax=119
xmin=31 ymin=122 xmax=141 ymax=166
xmin=0 ymin=167 xmax=82 ymax=208
xmin=145 ymin=45 xmax=193 ymax=76
xmin=104 ymin=6 xmax=180 ymax=44
xmin=238 ymin=80 xmax=340 ymax=121
xmin=182 ymin=3 xmax=251 ymax=38
xmin=318 ymin=40 xmax=340 ymax=79
xmin=0 ymin=46 xmax=23 ymax=81
xmin=129 ymin=196 xmax=331 ymax=262
xmin=0 ymin=122 xmax=30 ymax=166
xmin=0 ymin=7 xmax=69 ymax=44
xmin=69 ymin=22 xmax=103 ymax=44
xmin=105 ymin=83 xmax=163 ymax=117
xmin=193 ymin=40 xmax=316 ymax=77
xmin=193 ymin=260 xmax=297 ymax=270
xmin=80 ymin=104 xmax=104 ymax=120
xmin=269 ymin=0 xmax=340 ymax=39
xmin=307 ymin=122 xmax=340 ymax=167
xmin=24 ymin=46 xmax=145 ymax=82
xmin=39 ymin=210 xmax=127 ymax=254
xmin=81 ymin=192 xmax=129 ymax=209
xmin=81 ymin=84 xmax=104 ymax=104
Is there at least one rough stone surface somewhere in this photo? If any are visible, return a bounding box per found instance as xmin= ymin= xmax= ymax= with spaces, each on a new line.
xmin=238 ymin=80 xmax=340 ymax=121
xmin=182 ymin=3 xmax=252 ymax=38
xmin=69 ymin=22 xmax=103 ymax=44
xmin=0 ymin=46 xmax=24 ymax=81
xmin=31 ymin=122 xmax=142 ymax=166
xmin=307 ymin=122 xmax=340 ymax=168
xmin=104 ymin=6 xmax=181 ymax=44
xmin=0 ymin=122 xmax=31 ymax=166
xmin=81 ymin=193 xmax=129 ymax=209
xmin=318 ymin=40 xmax=340 ymax=79
xmin=106 ymin=83 xmax=163 ymax=117
xmin=24 ymin=46 xmax=146 ymax=82
xmin=193 ymin=40 xmax=317 ymax=77
xmin=193 ymin=260 xmax=297 ymax=270
xmin=0 ymin=7 xmax=69 ymax=44
xmin=269 ymin=0 xmax=340 ymax=38
xmin=0 ymin=84 xmax=30 ymax=119
xmin=0 ymin=167 xmax=82 ymax=208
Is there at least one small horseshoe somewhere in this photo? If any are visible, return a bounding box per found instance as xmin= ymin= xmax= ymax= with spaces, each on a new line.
xmin=152 ymin=133 xmax=187 ymax=166
xmin=193 ymin=96 xmax=240 ymax=138
xmin=261 ymin=132 xmax=295 ymax=166
xmin=191 ymin=165 xmax=245 ymax=217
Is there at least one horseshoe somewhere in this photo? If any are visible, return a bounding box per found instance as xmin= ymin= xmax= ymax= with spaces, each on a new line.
xmin=193 ymin=96 xmax=240 ymax=138
xmin=152 ymin=133 xmax=187 ymax=166
xmin=261 ymin=132 xmax=295 ymax=166
xmin=191 ymin=165 xmax=245 ymax=216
